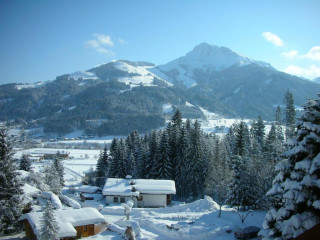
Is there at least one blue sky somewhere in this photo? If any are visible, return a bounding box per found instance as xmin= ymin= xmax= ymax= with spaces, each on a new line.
xmin=0 ymin=0 xmax=319 ymax=84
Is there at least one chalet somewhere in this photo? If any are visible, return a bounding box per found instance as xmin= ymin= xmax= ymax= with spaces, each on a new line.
xmin=21 ymin=208 xmax=106 ymax=240
xmin=102 ymin=178 xmax=176 ymax=208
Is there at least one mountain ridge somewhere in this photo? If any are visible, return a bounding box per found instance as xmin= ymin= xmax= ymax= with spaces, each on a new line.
xmin=1 ymin=43 xmax=320 ymax=136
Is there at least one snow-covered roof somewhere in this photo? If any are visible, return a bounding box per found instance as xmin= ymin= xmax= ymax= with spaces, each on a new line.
xmin=24 ymin=208 xmax=106 ymax=239
xmin=78 ymin=185 xmax=102 ymax=193
xmin=102 ymin=178 xmax=176 ymax=196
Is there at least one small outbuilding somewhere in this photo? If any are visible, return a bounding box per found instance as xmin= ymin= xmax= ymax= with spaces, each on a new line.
xmin=22 ymin=207 xmax=106 ymax=240
xmin=102 ymin=178 xmax=176 ymax=208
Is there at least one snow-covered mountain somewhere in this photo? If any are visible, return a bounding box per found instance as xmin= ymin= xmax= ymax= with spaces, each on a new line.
xmin=313 ymin=77 xmax=320 ymax=84
xmin=2 ymin=42 xmax=320 ymax=136
xmin=150 ymin=43 xmax=273 ymax=87
xmin=70 ymin=60 xmax=172 ymax=88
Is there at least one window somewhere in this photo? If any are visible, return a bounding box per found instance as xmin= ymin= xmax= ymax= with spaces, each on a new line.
xmin=84 ymin=225 xmax=88 ymax=232
xmin=113 ymin=197 xmax=118 ymax=202
xmin=120 ymin=197 xmax=125 ymax=203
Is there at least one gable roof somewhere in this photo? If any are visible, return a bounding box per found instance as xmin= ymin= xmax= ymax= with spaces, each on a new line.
xmin=102 ymin=178 xmax=176 ymax=196
xmin=24 ymin=207 xmax=106 ymax=239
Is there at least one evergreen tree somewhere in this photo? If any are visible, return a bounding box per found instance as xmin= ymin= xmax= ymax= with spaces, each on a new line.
xmin=44 ymin=164 xmax=62 ymax=195
xmin=117 ymin=138 xmax=128 ymax=178
xmin=95 ymin=146 xmax=110 ymax=187
xmin=153 ymin=131 xmax=172 ymax=179
xmin=226 ymin=155 xmax=246 ymax=209
xmin=109 ymin=138 xmax=119 ymax=177
xmin=187 ymin=120 xmax=206 ymax=199
xmin=175 ymin=125 xmax=190 ymax=200
xmin=40 ymin=201 xmax=59 ymax=240
xmin=126 ymin=152 xmax=136 ymax=177
xmin=53 ymin=157 xmax=64 ymax=187
xmin=19 ymin=153 xmax=32 ymax=172
xmin=0 ymin=127 xmax=23 ymax=234
xmin=262 ymin=95 xmax=320 ymax=239
xmin=146 ymin=130 xmax=159 ymax=178
xmin=205 ymin=136 xmax=231 ymax=216
xmin=227 ymin=121 xmax=253 ymax=209
xmin=284 ymin=90 xmax=296 ymax=140
xmin=256 ymin=115 xmax=265 ymax=148
xmin=137 ymin=134 xmax=149 ymax=178
xmin=171 ymin=109 xmax=183 ymax=127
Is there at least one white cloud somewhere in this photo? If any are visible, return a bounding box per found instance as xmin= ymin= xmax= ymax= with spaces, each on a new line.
xmin=284 ymin=64 xmax=320 ymax=79
xmin=118 ymin=38 xmax=127 ymax=44
xmin=262 ymin=32 xmax=284 ymax=47
xmin=302 ymin=46 xmax=320 ymax=61
xmin=281 ymin=50 xmax=299 ymax=59
xmin=93 ymin=34 xmax=114 ymax=46
xmin=86 ymin=39 xmax=100 ymax=48
xmin=86 ymin=34 xmax=114 ymax=54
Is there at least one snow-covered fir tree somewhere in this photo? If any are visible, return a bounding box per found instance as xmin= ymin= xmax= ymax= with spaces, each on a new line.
xmin=44 ymin=163 xmax=62 ymax=195
xmin=205 ymin=136 xmax=231 ymax=217
xmin=40 ymin=201 xmax=59 ymax=240
xmin=19 ymin=153 xmax=32 ymax=172
xmin=95 ymin=146 xmax=110 ymax=187
xmin=262 ymin=95 xmax=320 ymax=239
xmin=53 ymin=157 xmax=65 ymax=187
xmin=0 ymin=127 xmax=23 ymax=234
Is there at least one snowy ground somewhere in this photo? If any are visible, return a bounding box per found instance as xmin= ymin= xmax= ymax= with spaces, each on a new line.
xmin=14 ymin=148 xmax=100 ymax=186
xmin=84 ymin=196 xmax=265 ymax=240
xmin=12 ymin=145 xmax=266 ymax=240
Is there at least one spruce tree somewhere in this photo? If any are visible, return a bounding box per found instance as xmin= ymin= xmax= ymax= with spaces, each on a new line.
xmin=95 ymin=146 xmax=110 ymax=187
xmin=44 ymin=164 xmax=62 ymax=195
xmin=40 ymin=201 xmax=59 ymax=240
xmin=187 ymin=120 xmax=206 ymax=199
xmin=147 ymin=130 xmax=159 ymax=179
xmin=262 ymin=95 xmax=320 ymax=239
xmin=205 ymin=136 xmax=231 ymax=216
xmin=109 ymin=138 xmax=119 ymax=177
xmin=53 ymin=157 xmax=64 ymax=187
xmin=0 ymin=127 xmax=23 ymax=234
xmin=117 ymin=138 xmax=128 ymax=178
xmin=19 ymin=153 xmax=32 ymax=172
xmin=175 ymin=125 xmax=190 ymax=200
xmin=284 ymin=90 xmax=296 ymax=140
xmin=153 ymin=131 xmax=172 ymax=179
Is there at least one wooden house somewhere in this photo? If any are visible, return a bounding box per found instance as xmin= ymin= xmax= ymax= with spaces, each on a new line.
xmin=21 ymin=208 xmax=106 ymax=240
xmin=102 ymin=178 xmax=176 ymax=208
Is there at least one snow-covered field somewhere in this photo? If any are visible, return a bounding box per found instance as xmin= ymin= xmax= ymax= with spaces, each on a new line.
xmin=14 ymin=148 xmax=100 ymax=185
xmin=88 ymin=196 xmax=265 ymax=240
xmin=12 ymin=146 xmax=266 ymax=240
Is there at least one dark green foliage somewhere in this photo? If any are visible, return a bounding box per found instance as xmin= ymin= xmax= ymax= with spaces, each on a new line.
xmin=19 ymin=153 xmax=32 ymax=172
xmin=0 ymin=127 xmax=23 ymax=234
xmin=284 ymin=90 xmax=296 ymax=140
xmin=153 ymin=131 xmax=172 ymax=179
xmin=95 ymin=146 xmax=110 ymax=187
